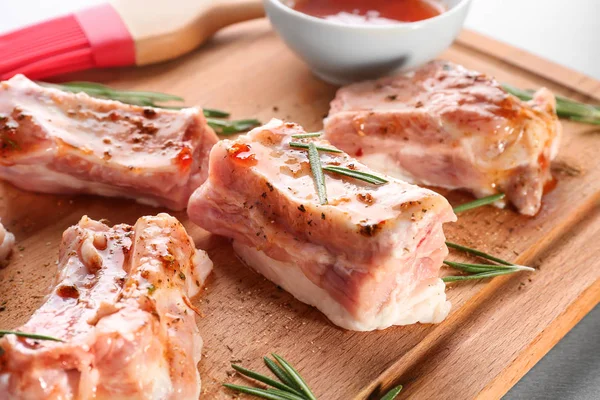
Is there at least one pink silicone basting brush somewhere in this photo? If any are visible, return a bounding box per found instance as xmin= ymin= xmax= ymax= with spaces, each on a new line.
xmin=0 ymin=0 xmax=264 ymax=80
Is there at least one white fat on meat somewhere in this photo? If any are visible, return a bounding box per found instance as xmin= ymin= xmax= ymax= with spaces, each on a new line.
xmin=0 ymin=75 xmax=218 ymax=210
xmin=0 ymin=220 xmax=14 ymax=264
xmin=0 ymin=213 xmax=212 ymax=399
xmin=324 ymin=61 xmax=562 ymax=216
xmin=188 ymin=119 xmax=456 ymax=331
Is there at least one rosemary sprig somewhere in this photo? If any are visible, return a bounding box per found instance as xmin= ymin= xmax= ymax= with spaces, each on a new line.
xmin=207 ymin=118 xmax=262 ymax=135
xmin=38 ymin=81 xmax=260 ymax=134
xmin=444 ymin=242 xmax=534 ymax=282
xmin=446 ymin=241 xmax=512 ymax=265
xmin=224 ymin=355 xmax=316 ymax=400
xmin=39 ymin=81 xmax=184 ymax=107
xmin=322 ymin=166 xmax=388 ymax=185
xmin=291 ymin=132 xmax=322 ymax=139
xmin=264 ymin=357 xmax=300 ymax=390
xmin=272 ymin=354 xmax=317 ymax=400
xmin=567 ymin=115 xmax=600 ymax=125
xmin=225 ymin=355 xmax=403 ymax=400
xmin=203 ymin=108 xmax=230 ymax=118
xmin=231 ymin=363 xmax=304 ymax=396
xmin=444 ymin=261 xmax=534 ymax=273
xmin=502 ymin=83 xmax=600 ymax=125
xmin=308 ymin=143 xmax=328 ymax=205
xmin=0 ymin=330 xmax=63 ymax=342
xmin=289 ymin=142 xmax=342 ymax=153
xmin=443 ymin=269 xmax=521 ymax=282
xmin=289 ymin=137 xmax=387 ymax=205
xmin=453 ymin=193 xmax=505 ymax=214
xmin=381 ymin=385 xmax=403 ymax=400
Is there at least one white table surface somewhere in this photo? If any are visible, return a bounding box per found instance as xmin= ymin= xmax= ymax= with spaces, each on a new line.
xmin=1 ymin=1 xmax=599 ymax=399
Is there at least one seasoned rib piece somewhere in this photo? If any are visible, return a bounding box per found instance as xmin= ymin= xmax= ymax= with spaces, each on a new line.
xmin=324 ymin=61 xmax=562 ymax=216
xmin=0 ymin=213 xmax=213 ymax=399
xmin=0 ymin=75 xmax=218 ymax=210
xmin=188 ymin=119 xmax=456 ymax=331
xmin=0 ymin=221 xmax=14 ymax=265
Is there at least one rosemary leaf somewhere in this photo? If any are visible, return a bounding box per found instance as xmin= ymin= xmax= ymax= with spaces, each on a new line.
xmin=265 ymin=388 xmax=310 ymax=400
xmin=444 ymin=261 xmax=534 ymax=273
xmin=291 ymin=132 xmax=322 ymax=139
xmin=381 ymin=385 xmax=403 ymax=400
xmin=205 ymin=118 xmax=239 ymax=128
xmin=223 ymin=384 xmax=293 ymax=400
xmin=264 ymin=357 xmax=300 ymax=390
xmin=39 ymin=81 xmax=184 ymax=103
xmin=224 ymin=119 xmax=262 ymax=133
xmin=568 ymin=115 xmax=600 ymax=125
xmin=231 ymin=364 xmax=304 ymax=397
xmin=444 ymin=243 xmax=534 ymax=282
xmin=443 ymin=261 xmax=498 ymax=274
xmin=60 ymin=83 xmax=183 ymax=102
xmin=308 ymin=142 xmax=328 ymax=205
xmin=272 ymin=354 xmax=317 ymax=400
xmin=501 ymin=84 xmax=534 ymax=102
xmin=207 ymin=118 xmax=262 ymax=135
xmin=202 ymin=108 xmax=230 ymax=118
xmin=289 ymin=142 xmax=342 ymax=153
xmin=453 ymin=193 xmax=505 ymax=214
xmin=445 ymin=241 xmax=512 ymax=266
xmin=39 ymin=81 xmax=243 ymax=122
xmin=322 ymin=166 xmax=388 ymax=185
xmin=443 ymin=268 xmax=520 ymax=282
xmin=502 ymin=83 xmax=600 ymax=125
xmin=0 ymin=330 xmax=63 ymax=342
xmin=555 ymin=96 xmax=600 ymax=111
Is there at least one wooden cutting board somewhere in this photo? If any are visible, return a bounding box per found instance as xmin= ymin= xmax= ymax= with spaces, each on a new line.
xmin=1 ymin=19 xmax=599 ymax=400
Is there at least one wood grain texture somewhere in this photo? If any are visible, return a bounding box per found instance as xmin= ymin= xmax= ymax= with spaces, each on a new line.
xmin=1 ymin=21 xmax=599 ymax=400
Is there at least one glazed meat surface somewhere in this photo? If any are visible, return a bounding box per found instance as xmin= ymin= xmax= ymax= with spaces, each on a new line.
xmin=324 ymin=61 xmax=562 ymax=216
xmin=0 ymin=213 xmax=213 ymax=399
xmin=0 ymin=221 xmax=14 ymax=265
xmin=188 ymin=119 xmax=456 ymax=331
xmin=0 ymin=75 xmax=218 ymax=210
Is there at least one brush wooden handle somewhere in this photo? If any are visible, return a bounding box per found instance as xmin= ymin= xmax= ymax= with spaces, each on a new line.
xmin=110 ymin=0 xmax=265 ymax=65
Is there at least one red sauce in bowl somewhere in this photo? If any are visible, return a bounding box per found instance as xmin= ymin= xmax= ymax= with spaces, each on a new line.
xmin=292 ymin=0 xmax=446 ymax=25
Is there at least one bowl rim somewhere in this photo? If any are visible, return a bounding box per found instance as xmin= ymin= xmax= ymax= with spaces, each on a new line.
xmin=264 ymin=0 xmax=472 ymax=30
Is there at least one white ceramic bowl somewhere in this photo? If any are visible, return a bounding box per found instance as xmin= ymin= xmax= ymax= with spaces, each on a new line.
xmin=263 ymin=0 xmax=472 ymax=85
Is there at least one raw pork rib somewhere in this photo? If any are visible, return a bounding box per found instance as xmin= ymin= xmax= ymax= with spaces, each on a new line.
xmin=324 ymin=61 xmax=562 ymax=216
xmin=0 ymin=213 xmax=213 ymax=399
xmin=0 ymin=221 xmax=14 ymax=265
xmin=0 ymin=75 xmax=218 ymax=210
xmin=188 ymin=119 xmax=456 ymax=331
